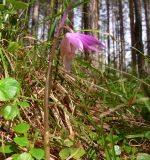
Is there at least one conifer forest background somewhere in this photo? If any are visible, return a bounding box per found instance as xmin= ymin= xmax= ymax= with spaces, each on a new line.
xmin=0 ymin=0 xmax=150 ymax=160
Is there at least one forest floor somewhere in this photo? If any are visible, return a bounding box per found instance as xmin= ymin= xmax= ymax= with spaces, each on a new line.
xmin=1 ymin=51 xmax=150 ymax=159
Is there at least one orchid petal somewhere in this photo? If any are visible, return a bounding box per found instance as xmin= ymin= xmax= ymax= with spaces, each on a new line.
xmin=60 ymin=36 xmax=69 ymax=57
xmin=66 ymin=33 xmax=83 ymax=52
xmin=63 ymin=50 xmax=75 ymax=72
xmin=76 ymin=33 xmax=106 ymax=48
xmin=67 ymin=33 xmax=106 ymax=52
xmin=60 ymin=35 xmax=76 ymax=71
xmin=86 ymin=45 xmax=99 ymax=52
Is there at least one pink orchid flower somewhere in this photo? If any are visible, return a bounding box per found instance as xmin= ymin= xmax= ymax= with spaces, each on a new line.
xmin=60 ymin=32 xmax=106 ymax=71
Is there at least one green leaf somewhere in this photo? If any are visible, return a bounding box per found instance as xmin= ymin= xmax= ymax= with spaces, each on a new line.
xmin=15 ymin=123 xmax=30 ymax=133
xmin=137 ymin=153 xmax=150 ymax=160
xmin=123 ymin=145 xmax=131 ymax=154
xmin=30 ymin=148 xmax=45 ymax=160
xmin=145 ymin=131 xmax=150 ymax=139
xmin=59 ymin=147 xmax=85 ymax=160
xmin=16 ymin=152 xmax=33 ymax=160
xmin=49 ymin=17 xmax=59 ymax=40
xmin=14 ymin=136 xmax=29 ymax=147
xmin=59 ymin=148 xmax=70 ymax=160
xmin=0 ymin=144 xmax=16 ymax=153
xmin=0 ymin=77 xmax=21 ymax=101
xmin=7 ymin=42 xmax=20 ymax=53
xmin=70 ymin=147 xmax=86 ymax=159
xmin=7 ymin=0 xmax=28 ymax=9
xmin=114 ymin=145 xmax=121 ymax=156
xmin=63 ymin=138 xmax=74 ymax=147
xmin=12 ymin=154 xmax=19 ymax=160
xmin=132 ymin=147 xmax=138 ymax=154
xmin=18 ymin=101 xmax=30 ymax=108
xmin=1 ymin=105 xmax=19 ymax=120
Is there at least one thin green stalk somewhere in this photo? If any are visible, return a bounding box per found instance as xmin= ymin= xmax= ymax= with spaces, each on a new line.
xmin=110 ymin=130 xmax=117 ymax=160
xmin=102 ymin=134 xmax=111 ymax=160
xmin=0 ymin=48 xmax=9 ymax=77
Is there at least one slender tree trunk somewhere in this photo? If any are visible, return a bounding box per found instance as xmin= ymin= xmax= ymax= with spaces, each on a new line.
xmin=82 ymin=2 xmax=90 ymax=34
xmin=106 ymin=0 xmax=110 ymax=64
xmin=82 ymin=0 xmax=101 ymax=63
xmin=115 ymin=0 xmax=120 ymax=72
xmin=133 ymin=0 xmax=144 ymax=77
xmin=90 ymin=0 xmax=100 ymax=38
xmin=118 ymin=0 xmax=125 ymax=72
xmin=30 ymin=0 xmax=39 ymax=61
xmin=144 ymin=0 xmax=150 ymax=73
xmin=82 ymin=2 xmax=91 ymax=61
xmin=111 ymin=1 xmax=116 ymax=68
xmin=31 ymin=0 xmax=39 ymax=36
xmin=97 ymin=0 xmax=100 ymax=39
xmin=129 ymin=0 xmax=137 ymax=74
xmin=98 ymin=0 xmax=104 ymax=69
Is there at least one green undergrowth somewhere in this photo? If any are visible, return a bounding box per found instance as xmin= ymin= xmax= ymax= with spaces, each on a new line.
xmin=0 ymin=50 xmax=150 ymax=159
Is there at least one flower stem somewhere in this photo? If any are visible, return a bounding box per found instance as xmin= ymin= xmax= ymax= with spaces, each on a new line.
xmin=44 ymin=1 xmax=74 ymax=159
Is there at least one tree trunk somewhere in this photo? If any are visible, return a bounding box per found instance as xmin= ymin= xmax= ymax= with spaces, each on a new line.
xmin=144 ymin=0 xmax=150 ymax=73
xmin=115 ymin=0 xmax=120 ymax=72
xmin=31 ymin=0 xmax=39 ymax=36
xmin=111 ymin=1 xmax=117 ymax=68
xmin=82 ymin=2 xmax=90 ymax=34
xmin=82 ymin=2 xmax=91 ymax=61
xmin=129 ymin=0 xmax=137 ymax=74
xmin=133 ymin=0 xmax=144 ymax=77
xmin=118 ymin=0 xmax=125 ymax=72
xmin=82 ymin=0 xmax=101 ymax=63
xmin=90 ymin=0 xmax=100 ymax=38
xmin=106 ymin=0 xmax=110 ymax=64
